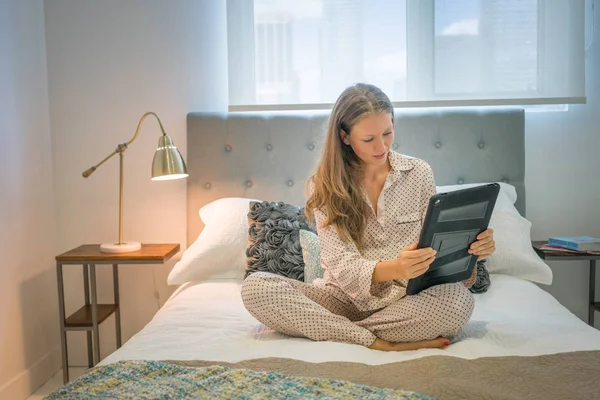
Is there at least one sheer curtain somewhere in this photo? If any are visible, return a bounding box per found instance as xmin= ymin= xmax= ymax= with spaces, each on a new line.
xmin=227 ymin=0 xmax=586 ymax=111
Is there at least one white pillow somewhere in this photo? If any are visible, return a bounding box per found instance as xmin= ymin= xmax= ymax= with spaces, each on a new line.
xmin=167 ymin=197 xmax=260 ymax=285
xmin=436 ymin=182 xmax=553 ymax=285
xmin=485 ymin=210 xmax=553 ymax=285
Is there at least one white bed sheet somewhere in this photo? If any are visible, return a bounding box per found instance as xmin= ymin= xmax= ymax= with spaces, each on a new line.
xmin=99 ymin=274 xmax=600 ymax=367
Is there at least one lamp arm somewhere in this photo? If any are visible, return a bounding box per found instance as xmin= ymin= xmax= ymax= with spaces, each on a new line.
xmin=81 ymin=111 xmax=166 ymax=178
xmin=82 ymin=148 xmax=120 ymax=178
xmin=126 ymin=111 xmax=167 ymax=146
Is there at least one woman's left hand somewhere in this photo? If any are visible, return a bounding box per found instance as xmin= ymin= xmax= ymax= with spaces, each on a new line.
xmin=469 ymin=228 xmax=495 ymax=260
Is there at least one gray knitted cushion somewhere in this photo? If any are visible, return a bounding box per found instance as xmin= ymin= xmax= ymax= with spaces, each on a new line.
xmin=469 ymin=260 xmax=492 ymax=294
xmin=245 ymin=201 xmax=316 ymax=281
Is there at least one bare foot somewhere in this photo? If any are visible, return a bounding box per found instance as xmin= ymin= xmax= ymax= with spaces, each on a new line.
xmin=368 ymin=337 xmax=450 ymax=352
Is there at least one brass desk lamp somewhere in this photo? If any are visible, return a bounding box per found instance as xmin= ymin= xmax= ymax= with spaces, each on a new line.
xmin=82 ymin=112 xmax=188 ymax=253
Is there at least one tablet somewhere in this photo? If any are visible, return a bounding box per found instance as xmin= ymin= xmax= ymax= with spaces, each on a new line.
xmin=405 ymin=183 xmax=500 ymax=295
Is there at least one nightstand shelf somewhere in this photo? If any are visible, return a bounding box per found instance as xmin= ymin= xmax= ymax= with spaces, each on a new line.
xmin=65 ymin=304 xmax=118 ymax=328
xmin=55 ymin=243 xmax=180 ymax=383
xmin=532 ymin=240 xmax=598 ymax=328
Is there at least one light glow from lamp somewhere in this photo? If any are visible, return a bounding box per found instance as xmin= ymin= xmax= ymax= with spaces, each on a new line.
xmin=151 ymin=174 xmax=189 ymax=181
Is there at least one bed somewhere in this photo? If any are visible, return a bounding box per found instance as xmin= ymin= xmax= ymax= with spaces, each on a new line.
xmin=46 ymin=109 xmax=600 ymax=400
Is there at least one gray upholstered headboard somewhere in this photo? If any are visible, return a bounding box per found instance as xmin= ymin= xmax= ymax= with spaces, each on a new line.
xmin=186 ymin=108 xmax=525 ymax=246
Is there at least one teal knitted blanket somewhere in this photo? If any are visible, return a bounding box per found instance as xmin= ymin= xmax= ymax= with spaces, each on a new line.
xmin=44 ymin=360 xmax=436 ymax=399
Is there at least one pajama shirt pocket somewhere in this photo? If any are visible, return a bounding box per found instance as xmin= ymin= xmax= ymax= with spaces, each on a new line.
xmin=396 ymin=212 xmax=421 ymax=224
xmin=394 ymin=212 xmax=422 ymax=245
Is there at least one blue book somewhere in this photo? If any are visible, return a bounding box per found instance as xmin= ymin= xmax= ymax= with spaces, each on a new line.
xmin=548 ymin=236 xmax=600 ymax=252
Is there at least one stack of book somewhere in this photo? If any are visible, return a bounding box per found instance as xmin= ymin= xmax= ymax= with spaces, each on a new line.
xmin=541 ymin=236 xmax=600 ymax=255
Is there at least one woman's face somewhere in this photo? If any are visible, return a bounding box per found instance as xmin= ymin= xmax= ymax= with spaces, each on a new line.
xmin=342 ymin=112 xmax=394 ymax=169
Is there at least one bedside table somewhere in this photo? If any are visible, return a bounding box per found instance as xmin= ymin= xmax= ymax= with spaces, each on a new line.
xmin=532 ymin=240 xmax=599 ymax=327
xmin=55 ymin=243 xmax=180 ymax=383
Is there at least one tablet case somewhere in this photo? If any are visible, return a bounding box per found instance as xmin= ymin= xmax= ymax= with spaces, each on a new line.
xmin=406 ymin=183 xmax=500 ymax=295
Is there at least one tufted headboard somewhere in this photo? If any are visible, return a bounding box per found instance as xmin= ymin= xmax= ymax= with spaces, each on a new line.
xmin=186 ymin=108 xmax=525 ymax=246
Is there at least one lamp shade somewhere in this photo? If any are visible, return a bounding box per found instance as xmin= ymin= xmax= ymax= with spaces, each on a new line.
xmin=151 ymin=135 xmax=188 ymax=181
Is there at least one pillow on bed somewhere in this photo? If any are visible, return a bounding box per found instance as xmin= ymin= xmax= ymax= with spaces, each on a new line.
xmin=437 ymin=183 xmax=553 ymax=285
xmin=167 ymin=197 xmax=260 ymax=285
xmin=485 ymin=209 xmax=553 ymax=285
xmin=245 ymin=201 xmax=316 ymax=281
xmin=299 ymin=229 xmax=324 ymax=284
xmin=469 ymin=260 xmax=491 ymax=294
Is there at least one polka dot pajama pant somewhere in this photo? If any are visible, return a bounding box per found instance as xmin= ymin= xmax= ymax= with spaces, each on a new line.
xmin=241 ymin=272 xmax=475 ymax=347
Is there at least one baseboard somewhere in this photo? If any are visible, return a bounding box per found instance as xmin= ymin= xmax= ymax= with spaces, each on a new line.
xmin=0 ymin=348 xmax=61 ymax=400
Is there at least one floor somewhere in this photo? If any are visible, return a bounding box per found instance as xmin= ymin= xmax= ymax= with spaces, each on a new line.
xmin=26 ymin=368 xmax=87 ymax=400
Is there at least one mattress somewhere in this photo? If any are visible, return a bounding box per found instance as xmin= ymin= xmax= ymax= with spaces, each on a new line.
xmin=99 ymin=273 xmax=600 ymax=367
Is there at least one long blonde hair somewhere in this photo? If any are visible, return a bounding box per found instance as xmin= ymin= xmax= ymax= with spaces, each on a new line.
xmin=305 ymin=83 xmax=394 ymax=250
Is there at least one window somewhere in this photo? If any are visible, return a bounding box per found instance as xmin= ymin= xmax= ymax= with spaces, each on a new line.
xmin=227 ymin=0 xmax=586 ymax=111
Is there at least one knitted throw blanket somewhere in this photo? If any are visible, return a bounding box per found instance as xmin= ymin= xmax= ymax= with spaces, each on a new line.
xmin=45 ymin=360 xmax=435 ymax=400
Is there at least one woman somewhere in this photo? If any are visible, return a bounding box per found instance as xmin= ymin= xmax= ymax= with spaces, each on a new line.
xmin=241 ymin=83 xmax=495 ymax=351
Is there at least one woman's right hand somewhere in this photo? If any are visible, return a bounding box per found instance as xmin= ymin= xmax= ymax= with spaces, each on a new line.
xmin=394 ymin=242 xmax=436 ymax=280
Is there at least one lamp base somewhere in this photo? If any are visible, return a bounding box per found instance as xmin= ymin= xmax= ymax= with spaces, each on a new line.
xmin=100 ymin=241 xmax=142 ymax=253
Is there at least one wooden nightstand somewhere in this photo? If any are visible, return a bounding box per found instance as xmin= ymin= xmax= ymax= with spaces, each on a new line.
xmin=532 ymin=240 xmax=599 ymax=327
xmin=55 ymin=243 xmax=180 ymax=383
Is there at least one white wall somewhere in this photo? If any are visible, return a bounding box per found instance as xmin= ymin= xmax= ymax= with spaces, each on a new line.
xmin=44 ymin=0 xmax=227 ymax=367
xmin=526 ymin=2 xmax=600 ymax=326
xmin=0 ymin=0 xmax=58 ymax=398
